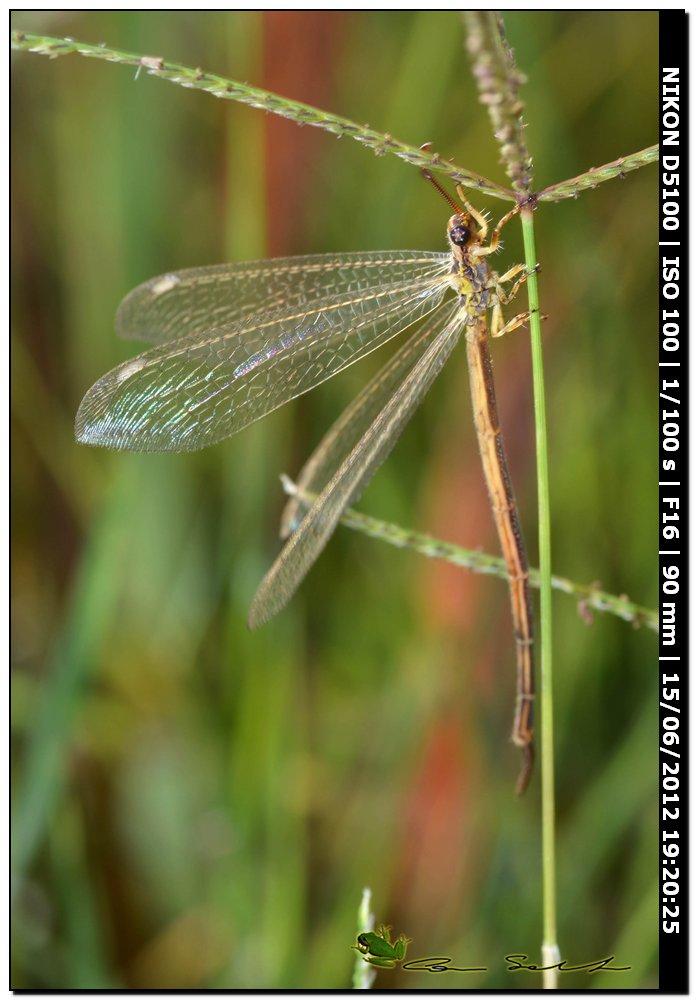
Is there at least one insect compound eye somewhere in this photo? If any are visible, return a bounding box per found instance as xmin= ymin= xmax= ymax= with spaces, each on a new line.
xmin=450 ymin=224 xmax=471 ymax=246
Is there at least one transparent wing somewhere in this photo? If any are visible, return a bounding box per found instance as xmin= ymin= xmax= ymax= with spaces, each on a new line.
xmin=248 ymin=302 xmax=461 ymax=628
xmin=116 ymin=252 xmax=450 ymax=344
xmin=280 ymin=307 xmax=453 ymax=538
xmin=76 ymin=276 xmax=449 ymax=452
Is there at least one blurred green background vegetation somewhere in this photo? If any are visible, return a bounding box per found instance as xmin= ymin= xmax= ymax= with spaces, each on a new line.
xmin=11 ymin=11 xmax=659 ymax=990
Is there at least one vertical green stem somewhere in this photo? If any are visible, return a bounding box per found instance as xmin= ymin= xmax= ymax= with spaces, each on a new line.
xmin=519 ymin=205 xmax=559 ymax=989
xmin=353 ymin=888 xmax=376 ymax=989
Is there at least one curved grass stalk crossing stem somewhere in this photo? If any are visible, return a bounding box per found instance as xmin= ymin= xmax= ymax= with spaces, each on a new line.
xmin=300 ymin=497 xmax=656 ymax=631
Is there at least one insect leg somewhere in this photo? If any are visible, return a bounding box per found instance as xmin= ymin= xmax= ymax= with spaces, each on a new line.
xmin=486 ymin=203 xmax=521 ymax=254
xmin=472 ymin=203 xmax=519 ymax=257
xmin=455 ymin=186 xmax=490 ymax=241
xmin=496 ymin=262 xmax=526 ymax=292
xmin=490 ymin=302 xmax=505 ymax=338
xmin=491 ymin=308 xmax=532 ymax=339
xmin=498 ymin=262 xmax=542 ymax=304
xmin=494 ymin=264 xmax=545 ymax=337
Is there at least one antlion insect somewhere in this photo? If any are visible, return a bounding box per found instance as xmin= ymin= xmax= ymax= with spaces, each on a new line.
xmin=75 ymin=165 xmax=537 ymax=793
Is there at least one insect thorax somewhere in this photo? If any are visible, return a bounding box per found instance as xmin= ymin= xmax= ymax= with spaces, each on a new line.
xmin=448 ymin=255 xmax=495 ymax=316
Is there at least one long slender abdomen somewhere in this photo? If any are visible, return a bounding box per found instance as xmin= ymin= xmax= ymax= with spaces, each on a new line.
xmin=465 ymin=317 xmax=535 ymax=795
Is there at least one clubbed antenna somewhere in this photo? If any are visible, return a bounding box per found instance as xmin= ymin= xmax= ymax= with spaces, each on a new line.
xmin=420 ymin=143 xmax=465 ymax=214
